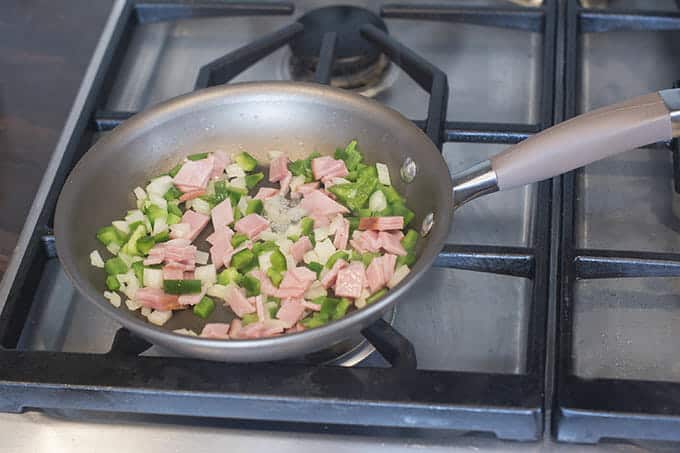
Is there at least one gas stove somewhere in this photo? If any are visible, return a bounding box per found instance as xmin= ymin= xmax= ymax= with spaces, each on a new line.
xmin=3 ymin=0 xmax=680 ymax=450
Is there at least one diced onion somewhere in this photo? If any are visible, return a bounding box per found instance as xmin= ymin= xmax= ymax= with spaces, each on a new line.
xmin=237 ymin=195 xmax=250 ymax=215
xmin=141 ymin=306 xmax=153 ymax=317
xmin=275 ymin=238 xmax=293 ymax=254
xmin=195 ymin=264 xmax=217 ymax=287
xmin=125 ymin=298 xmax=142 ymax=311
xmin=387 ymin=265 xmax=410 ymax=288
xmin=285 ymin=223 xmax=301 ymax=239
xmin=107 ymin=242 xmax=121 ymax=255
xmin=258 ymin=251 xmax=273 ymax=273
xmin=207 ymin=284 xmax=229 ymax=300
xmin=376 ymin=163 xmax=391 ymax=186
xmin=304 ymin=281 xmax=327 ymax=300
xmin=173 ymin=328 xmax=198 ymax=336
xmin=148 ymin=310 xmax=172 ymax=326
xmin=90 ymin=250 xmax=105 ymax=268
xmin=303 ymin=250 xmax=320 ymax=265
xmin=355 ymin=288 xmax=371 ymax=309
xmin=148 ymin=193 xmax=167 ymax=210
xmin=225 ymin=163 xmax=246 ymax=178
xmin=313 ymin=238 xmax=336 ymax=265
xmin=314 ymin=226 xmax=330 ymax=242
xmin=368 ymin=190 xmax=387 ymax=213
xmin=230 ymin=177 xmax=246 ymax=189
xmin=112 ymin=220 xmax=130 ymax=235
xmin=152 ymin=217 xmax=168 ymax=236
xmin=117 ymin=252 xmax=134 ymax=267
xmin=133 ymin=187 xmax=147 ymax=201
xmin=125 ymin=209 xmax=145 ymax=225
xmin=195 ymin=250 xmax=209 ymax=265
xmin=192 ymin=198 xmax=211 ymax=216
xmin=103 ymin=291 xmax=121 ymax=307
xmin=146 ymin=175 xmax=174 ymax=197
xmin=143 ymin=268 xmax=163 ymax=289
xmin=170 ymin=223 xmax=191 ymax=239
xmin=258 ymin=228 xmax=279 ymax=241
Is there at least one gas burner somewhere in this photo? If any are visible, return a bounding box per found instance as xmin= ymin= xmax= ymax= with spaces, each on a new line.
xmin=287 ymin=5 xmax=394 ymax=94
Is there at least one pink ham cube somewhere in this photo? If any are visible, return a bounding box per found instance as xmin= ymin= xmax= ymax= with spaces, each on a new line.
xmin=334 ymin=262 xmax=366 ymax=299
xmin=234 ymin=213 xmax=269 ymax=239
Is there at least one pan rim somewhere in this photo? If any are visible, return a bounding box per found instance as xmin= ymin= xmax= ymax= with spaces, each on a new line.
xmin=54 ymin=81 xmax=453 ymax=359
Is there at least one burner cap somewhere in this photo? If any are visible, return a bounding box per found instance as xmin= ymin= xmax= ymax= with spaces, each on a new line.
xmin=290 ymin=6 xmax=388 ymax=75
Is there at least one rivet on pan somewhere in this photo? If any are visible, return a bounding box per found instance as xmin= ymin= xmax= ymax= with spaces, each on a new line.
xmin=421 ymin=212 xmax=434 ymax=237
xmin=400 ymin=157 xmax=417 ymax=183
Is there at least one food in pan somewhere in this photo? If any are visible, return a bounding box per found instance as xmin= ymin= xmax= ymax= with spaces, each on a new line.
xmin=90 ymin=141 xmax=417 ymax=339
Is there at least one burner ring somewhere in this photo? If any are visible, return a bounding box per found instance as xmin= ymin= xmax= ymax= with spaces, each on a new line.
xmin=290 ymin=5 xmax=388 ymax=76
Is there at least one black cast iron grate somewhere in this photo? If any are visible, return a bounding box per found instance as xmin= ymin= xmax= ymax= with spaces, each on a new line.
xmin=0 ymin=0 xmax=556 ymax=441
xmin=553 ymin=0 xmax=680 ymax=444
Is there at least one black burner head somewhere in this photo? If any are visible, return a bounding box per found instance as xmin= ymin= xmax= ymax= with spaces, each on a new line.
xmin=290 ymin=5 xmax=388 ymax=76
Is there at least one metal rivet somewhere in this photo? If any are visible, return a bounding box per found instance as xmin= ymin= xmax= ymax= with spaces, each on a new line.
xmin=400 ymin=157 xmax=417 ymax=183
xmin=421 ymin=212 xmax=434 ymax=237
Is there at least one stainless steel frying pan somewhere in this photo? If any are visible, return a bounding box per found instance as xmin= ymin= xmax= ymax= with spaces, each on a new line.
xmin=54 ymin=82 xmax=680 ymax=362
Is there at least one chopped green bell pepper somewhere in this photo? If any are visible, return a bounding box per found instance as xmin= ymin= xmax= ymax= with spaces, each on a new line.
xmin=104 ymin=257 xmax=128 ymax=275
xmin=231 ymin=248 xmax=255 ymax=272
xmin=246 ymin=199 xmax=263 ymax=215
xmin=362 ymin=252 xmax=378 ymax=267
xmin=153 ymin=230 xmax=170 ymax=243
xmin=168 ymin=163 xmax=182 ymax=178
xmin=391 ymin=202 xmax=415 ymax=226
xmin=288 ymin=151 xmax=320 ymax=183
xmin=234 ymin=152 xmax=258 ymax=171
xmin=242 ymin=274 xmax=261 ymax=297
xmin=136 ymin=235 xmax=155 ymax=255
xmin=366 ymin=288 xmax=387 ymax=304
xmin=245 ymin=172 xmax=264 ymax=189
xmin=397 ymin=253 xmax=416 ymax=267
xmin=187 ymin=152 xmax=209 ymax=161
xmin=193 ymin=296 xmax=215 ymax=319
xmin=163 ymin=185 xmax=182 ymax=201
xmin=241 ymin=313 xmax=259 ymax=326
xmin=402 ymin=229 xmax=419 ymax=252
xmin=231 ymin=233 xmax=248 ymax=248
xmin=121 ymin=224 xmax=147 ymax=256
xmin=334 ymin=298 xmax=351 ymax=319
xmin=166 ymin=213 xmax=181 ymax=225
xmin=131 ymin=261 xmax=144 ymax=285
xmin=163 ymin=279 xmax=202 ymax=295
xmin=96 ymin=226 xmax=125 ymax=246
xmin=217 ymin=267 xmax=243 ymax=286
xmin=300 ymin=217 xmax=314 ymax=237
xmin=167 ymin=200 xmax=183 ymax=217
xmin=334 ymin=140 xmax=363 ymax=171
xmin=269 ymin=248 xmax=287 ymax=272
xmin=266 ymin=299 xmax=280 ymax=318
xmin=325 ymin=251 xmax=348 ymax=269
xmin=267 ymin=268 xmax=283 ymax=287
xmin=252 ymin=241 xmax=278 ymax=256
xmin=106 ymin=275 xmax=121 ymax=291
xmin=306 ymin=261 xmax=323 ymax=278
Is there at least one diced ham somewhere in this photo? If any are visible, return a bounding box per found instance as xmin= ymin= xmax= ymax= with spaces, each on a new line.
xmin=200 ymin=323 xmax=230 ymax=339
xmin=223 ymin=242 xmax=252 ymax=268
xmin=333 ymin=217 xmax=350 ymax=250
xmin=179 ymin=189 xmax=206 ymax=202
xmin=291 ymin=266 xmax=317 ymax=284
xmin=311 ymin=156 xmax=348 ymax=181
xmin=249 ymin=269 xmax=278 ymax=297
xmin=310 ymin=213 xmax=332 ymax=228
xmin=301 ymin=190 xmax=349 ymax=217
xmin=301 ymin=300 xmax=321 ymax=311
xmin=269 ymin=155 xmax=289 ymax=182
xmin=321 ymin=258 xmax=348 ymax=288
xmin=276 ymin=298 xmax=306 ymax=328
xmin=359 ymin=216 xmax=404 ymax=231
xmin=290 ymin=236 xmax=313 ymax=263
xmin=366 ymin=257 xmax=386 ymax=294
xmin=169 ymin=223 xmax=191 ymax=240
xmin=288 ymin=322 xmax=306 ymax=333
xmin=279 ymin=170 xmax=292 ymax=195
xmin=378 ymin=231 xmax=407 ymax=256
xmin=135 ymin=288 xmax=181 ymax=310
xmin=225 ymin=285 xmax=255 ymax=317
xmin=207 ymin=227 xmax=234 ymax=270
xmin=276 ymin=267 xmax=316 ymax=298
xmin=334 ymin=262 xmax=365 ymax=299
xmin=293 ymin=182 xmax=319 ymax=197
xmin=180 ymin=210 xmax=210 ymax=242
xmin=237 ymin=320 xmax=285 ymax=339
xmin=178 ymin=292 xmax=204 ymax=306
xmin=163 ymin=263 xmax=186 ymax=280
xmin=252 ymin=295 xmax=266 ymax=321
xmin=382 ymin=253 xmax=397 ymax=284
xmin=146 ymin=239 xmax=197 ymax=268
xmin=144 ymin=247 xmax=165 ymax=265
xmin=349 ymin=230 xmax=381 ymax=254
xmin=235 ymin=213 xmax=269 ymax=239
xmin=173 ymin=154 xmax=214 ymax=191
xmin=211 ymin=198 xmax=234 ymax=231
xmin=184 ymin=271 xmax=195 ymax=279
xmin=254 ymin=187 xmax=279 ymax=200
xmin=229 ymin=318 xmax=242 ymax=339
xmin=210 ymin=150 xmax=230 ymax=180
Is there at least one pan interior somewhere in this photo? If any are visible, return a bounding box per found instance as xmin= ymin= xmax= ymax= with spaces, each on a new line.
xmin=55 ymin=83 xmax=452 ymax=360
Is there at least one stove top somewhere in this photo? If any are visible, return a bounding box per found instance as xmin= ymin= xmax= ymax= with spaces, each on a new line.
xmin=2 ymin=0 xmax=680 ymax=449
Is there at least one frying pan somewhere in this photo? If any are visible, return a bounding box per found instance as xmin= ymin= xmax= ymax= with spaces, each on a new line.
xmin=55 ymin=82 xmax=680 ymax=362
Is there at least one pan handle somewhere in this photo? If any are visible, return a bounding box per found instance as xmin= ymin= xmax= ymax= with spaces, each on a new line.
xmin=451 ymin=89 xmax=680 ymax=208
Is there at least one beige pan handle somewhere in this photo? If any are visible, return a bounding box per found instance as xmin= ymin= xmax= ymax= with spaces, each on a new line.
xmin=452 ymin=89 xmax=680 ymax=207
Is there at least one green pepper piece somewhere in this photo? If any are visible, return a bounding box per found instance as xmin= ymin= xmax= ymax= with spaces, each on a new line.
xmin=402 ymin=229 xmax=419 ymax=252
xmin=163 ymin=185 xmax=182 ymax=201
xmin=131 ymin=261 xmax=144 ymax=286
xmin=167 ymin=200 xmax=183 ymax=217
xmin=234 ymin=152 xmax=258 ymax=171
xmin=231 ymin=249 xmax=255 ymax=272
xmin=231 ymin=233 xmax=248 ymax=248
xmin=391 ymin=202 xmax=415 ymax=226
xmin=397 ymin=253 xmax=416 ymax=267
xmin=105 ymin=275 xmax=121 ymax=291
xmin=266 ymin=268 xmax=283 ymax=287
xmin=300 ymin=217 xmax=314 ymax=237
xmin=153 ymin=230 xmax=170 ymax=243
xmin=246 ymin=199 xmax=263 ymax=215
xmin=104 ymin=257 xmax=128 ymax=275
xmin=347 ymin=216 xmax=360 ymax=234
xmin=121 ymin=224 xmax=147 ymax=256
xmin=366 ymin=288 xmax=388 ymax=304
xmin=306 ymin=261 xmax=323 ymax=278
xmin=380 ymin=185 xmax=403 ymax=204
xmin=232 ymin=202 xmax=243 ymax=220
xmin=168 ymin=163 xmax=182 ymax=178
xmin=266 ymin=299 xmax=280 ymax=318
xmin=187 ymin=152 xmax=209 ymax=161
xmin=166 ymin=213 xmax=181 ymax=226
xmin=334 ymin=140 xmax=363 ymax=171
xmin=245 ymin=172 xmax=264 ymax=189
xmin=301 ymin=312 xmax=329 ymax=328
xmin=355 ymin=208 xmax=372 ymax=218
xmin=96 ymin=226 xmax=125 ymax=246
xmin=193 ymin=296 xmax=215 ymax=319
xmin=362 ymin=252 xmax=378 ymax=267
xmin=270 ymin=248 xmax=287 ymax=272
xmin=349 ymin=250 xmax=362 ymax=262
xmin=163 ymin=279 xmax=202 ymax=295
xmin=242 ymin=274 xmax=261 ymax=297
xmin=241 ymin=313 xmax=259 ymax=326
xmin=318 ymin=296 xmax=341 ymax=320
xmin=333 ymin=298 xmax=351 ymax=320
xmin=137 ymin=235 xmax=155 ymax=255
xmin=145 ymin=205 xmax=165 ymax=224
xmin=251 ymin=240 xmax=277 ymax=256
xmin=217 ymin=267 xmax=243 ymax=286
xmin=288 ymin=151 xmax=320 ymax=183
xmin=325 ymin=251 xmax=348 ymax=269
